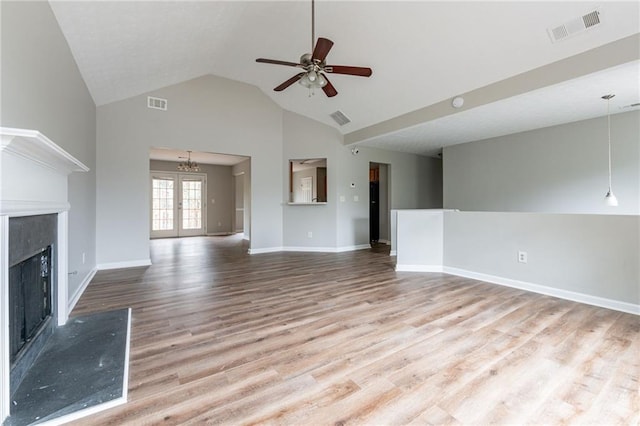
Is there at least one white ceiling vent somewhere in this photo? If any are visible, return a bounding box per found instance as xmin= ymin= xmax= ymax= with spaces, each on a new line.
xmin=147 ymin=96 xmax=167 ymax=111
xmin=548 ymin=9 xmax=602 ymax=43
xmin=330 ymin=110 xmax=351 ymax=126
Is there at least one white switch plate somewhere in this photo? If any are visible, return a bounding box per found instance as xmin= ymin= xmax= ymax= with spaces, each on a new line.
xmin=354 ymin=195 xmax=359 ymax=202
xmin=307 ymin=231 xmax=313 ymax=238
xmin=340 ymin=195 xmax=345 ymax=202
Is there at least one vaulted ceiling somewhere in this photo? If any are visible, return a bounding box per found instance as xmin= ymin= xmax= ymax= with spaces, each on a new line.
xmin=49 ymin=1 xmax=640 ymax=156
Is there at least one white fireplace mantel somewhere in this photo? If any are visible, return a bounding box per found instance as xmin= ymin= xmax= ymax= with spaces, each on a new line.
xmin=0 ymin=126 xmax=89 ymax=422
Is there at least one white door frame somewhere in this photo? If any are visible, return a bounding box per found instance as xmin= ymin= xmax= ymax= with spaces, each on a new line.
xmin=150 ymin=171 xmax=207 ymax=238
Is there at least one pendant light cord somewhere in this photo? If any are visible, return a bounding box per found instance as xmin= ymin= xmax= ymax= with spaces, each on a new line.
xmin=607 ymin=96 xmax=612 ymax=190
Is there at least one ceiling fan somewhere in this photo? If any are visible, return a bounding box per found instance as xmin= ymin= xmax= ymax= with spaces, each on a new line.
xmin=255 ymin=0 xmax=372 ymax=97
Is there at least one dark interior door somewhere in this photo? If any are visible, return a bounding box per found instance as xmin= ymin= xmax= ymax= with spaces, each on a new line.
xmin=370 ymin=181 xmax=379 ymax=243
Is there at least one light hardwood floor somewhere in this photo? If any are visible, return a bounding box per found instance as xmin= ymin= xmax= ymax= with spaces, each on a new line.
xmin=70 ymin=235 xmax=639 ymax=425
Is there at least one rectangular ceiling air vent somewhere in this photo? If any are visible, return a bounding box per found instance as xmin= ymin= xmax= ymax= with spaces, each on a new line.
xmin=330 ymin=110 xmax=351 ymax=126
xmin=147 ymin=96 xmax=167 ymax=111
xmin=547 ymin=9 xmax=602 ymax=43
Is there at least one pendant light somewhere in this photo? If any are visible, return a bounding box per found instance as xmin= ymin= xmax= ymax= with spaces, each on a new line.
xmin=602 ymin=94 xmax=618 ymax=206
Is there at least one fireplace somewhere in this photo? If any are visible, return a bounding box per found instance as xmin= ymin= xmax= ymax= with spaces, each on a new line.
xmin=1 ymin=127 xmax=89 ymax=422
xmin=8 ymin=214 xmax=58 ymax=395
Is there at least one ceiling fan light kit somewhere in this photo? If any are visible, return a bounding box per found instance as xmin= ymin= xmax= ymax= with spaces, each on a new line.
xmin=256 ymin=0 xmax=372 ymax=98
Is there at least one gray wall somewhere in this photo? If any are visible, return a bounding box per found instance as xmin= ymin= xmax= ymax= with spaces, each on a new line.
xmin=444 ymin=211 xmax=639 ymax=305
xmin=96 ymin=75 xmax=282 ymax=265
xmin=440 ymin=111 xmax=639 ymax=308
xmin=149 ymin=160 xmax=234 ymax=234
xmin=283 ymin=111 xmax=443 ymax=250
xmin=336 ymin=142 xmax=443 ymax=249
xmin=443 ymin=111 xmax=640 ymax=215
xmin=1 ymin=1 xmax=97 ymax=299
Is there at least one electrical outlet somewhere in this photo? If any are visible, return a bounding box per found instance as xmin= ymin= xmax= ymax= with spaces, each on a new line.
xmin=307 ymin=231 xmax=313 ymax=238
xmin=218 ymin=222 xmax=222 ymax=227
xmin=340 ymin=195 xmax=345 ymax=202
xmin=518 ymin=251 xmax=528 ymax=263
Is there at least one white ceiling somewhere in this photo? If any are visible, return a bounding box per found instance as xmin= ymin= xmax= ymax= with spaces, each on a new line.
xmin=49 ymin=1 xmax=640 ymax=157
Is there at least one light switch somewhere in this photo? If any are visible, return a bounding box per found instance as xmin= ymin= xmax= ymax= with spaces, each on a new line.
xmin=340 ymin=195 xmax=346 ymax=202
xmin=354 ymin=195 xmax=359 ymax=202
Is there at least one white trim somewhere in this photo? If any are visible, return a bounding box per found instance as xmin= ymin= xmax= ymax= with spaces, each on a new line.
xmin=390 ymin=250 xmax=397 ymax=256
xmin=282 ymin=246 xmax=337 ymax=253
xmin=0 ymin=127 xmax=89 ymax=174
xmin=36 ymin=308 xmax=131 ymax=426
xmin=377 ymin=239 xmax=390 ymax=245
xmin=56 ymin=212 xmax=69 ymax=326
xmin=0 ymin=216 xmax=9 ymax=423
xmin=0 ymin=200 xmax=70 ymax=217
xmin=443 ymin=267 xmax=640 ymax=316
xmin=67 ymin=268 xmax=97 ymax=316
xmin=335 ymin=244 xmax=371 ymax=253
xmin=206 ymin=232 xmax=233 ymax=236
xmin=37 ymin=396 xmax=127 ymax=426
xmin=249 ymin=244 xmax=371 ymax=255
xmin=248 ymin=247 xmax=283 ymax=255
xmin=97 ymin=259 xmax=152 ymax=270
xmin=396 ymin=264 xmax=443 ymax=272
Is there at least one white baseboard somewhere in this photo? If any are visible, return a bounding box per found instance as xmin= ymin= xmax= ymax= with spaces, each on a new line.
xmin=97 ymin=259 xmax=152 ymax=270
xmin=248 ymin=247 xmax=283 ymax=254
xmin=206 ymin=232 xmax=233 ymax=236
xmin=390 ymin=250 xmax=397 ymax=256
xmin=335 ymin=244 xmax=371 ymax=253
xmin=67 ymin=268 xmax=97 ymax=315
xmin=444 ymin=267 xmax=640 ymax=316
xmin=396 ymin=264 xmax=443 ymax=272
xmin=282 ymin=244 xmax=371 ymax=253
xmin=377 ymin=239 xmax=390 ymax=245
xmin=249 ymin=244 xmax=370 ymax=254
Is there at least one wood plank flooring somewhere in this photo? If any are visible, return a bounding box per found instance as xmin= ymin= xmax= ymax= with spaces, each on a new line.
xmin=70 ymin=235 xmax=639 ymax=425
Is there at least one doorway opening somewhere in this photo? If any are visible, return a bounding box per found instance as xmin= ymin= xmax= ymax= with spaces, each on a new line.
xmin=149 ymin=148 xmax=251 ymax=241
xmin=369 ymin=162 xmax=390 ymax=245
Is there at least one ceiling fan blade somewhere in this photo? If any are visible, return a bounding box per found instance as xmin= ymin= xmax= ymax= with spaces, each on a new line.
xmin=256 ymin=58 xmax=302 ymax=68
xmin=322 ymin=76 xmax=337 ymax=97
xmin=326 ymin=65 xmax=372 ymax=77
xmin=312 ymin=37 xmax=334 ymax=62
xmin=274 ymin=73 xmax=304 ymax=91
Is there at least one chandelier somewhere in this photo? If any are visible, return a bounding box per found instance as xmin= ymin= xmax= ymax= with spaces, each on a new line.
xmin=178 ymin=150 xmax=200 ymax=172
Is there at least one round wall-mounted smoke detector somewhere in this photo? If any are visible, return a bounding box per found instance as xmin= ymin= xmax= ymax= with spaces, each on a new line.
xmin=452 ymin=96 xmax=464 ymax=108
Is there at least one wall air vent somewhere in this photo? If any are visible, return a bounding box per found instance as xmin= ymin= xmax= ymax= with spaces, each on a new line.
xmin=547 ymin=9 xmax=602 ymax=43
xmin=330 ymin=110 xmax=351 ymax=126
xmin=147 ymin=96 xmax=168 ymax=111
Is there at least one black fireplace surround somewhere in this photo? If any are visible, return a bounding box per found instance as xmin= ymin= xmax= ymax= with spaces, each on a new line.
xmin=8 ymin=214 xmax=57 ymax=397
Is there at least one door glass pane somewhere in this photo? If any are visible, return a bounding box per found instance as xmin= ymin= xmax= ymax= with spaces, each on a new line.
xmin=182 ymin=180 xmax=202 ymax=230
xmin=152 ymin=178 xmax=174 ymax=231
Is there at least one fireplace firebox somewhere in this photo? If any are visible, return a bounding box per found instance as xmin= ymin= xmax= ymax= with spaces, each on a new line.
xmin=9 ymin=246 xmax=52 ymax=364
xmin=8 ymin=214 xmax=57 ymax=396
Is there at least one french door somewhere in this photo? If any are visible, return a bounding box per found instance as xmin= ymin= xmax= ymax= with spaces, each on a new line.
xmin=150 ymin=172 xmax=206 ymax=238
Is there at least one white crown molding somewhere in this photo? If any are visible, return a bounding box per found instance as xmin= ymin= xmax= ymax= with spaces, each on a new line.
xmin=0 ymin=127 xmax=89 ymax=175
